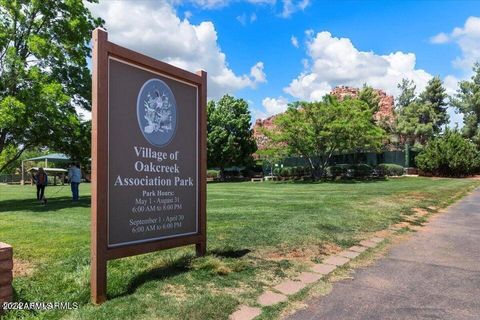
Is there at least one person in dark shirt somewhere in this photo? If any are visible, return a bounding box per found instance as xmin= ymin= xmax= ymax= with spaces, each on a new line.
xmin=34 ymin=167 xmax=48 ymax=204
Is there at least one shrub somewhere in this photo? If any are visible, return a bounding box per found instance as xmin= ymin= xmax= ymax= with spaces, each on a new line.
xmin=416 ymin=131 xmax=480 ymax=177
xmin=223 ymin=169 xmax=240 ymax=177
xmin=352 ymin=164 xmax=373 ymax=178
xmin=326 ymin=164 xmax=372 ymax=179
xmin=206 ymin=170 xmax=220 ymax=179
xmin=272 ymin=167 xmax=280 ymax=176
xmin=376 ymin=163 xmax=404 ymax=176
xmin=327 ymin=164 xmax=351 ymax=178
xmin=240 ymin=168 xmax=250 ymax=177
xmin=272 ymin=166 xmax=310 ymax=178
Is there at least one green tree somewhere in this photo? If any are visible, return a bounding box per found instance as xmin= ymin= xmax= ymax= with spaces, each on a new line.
xmin=207 ymin=94 xmax=257 ymax=178
xmin=358 ymin=84 xmax=380 ymax=113
xmin=451 ymin=62 xmax=480 ymax=146
xmin=416 ymin=129 xmax=479 ymax=177
xmin=396 ymin=78 xmax=441 ymax=146
xmin=396 ymin=78 xmax=416 ymax=109
xmin=419 ymin=76 xmax=449 ymax=132
xmin=396 ymin=101 xmax=438 ymax=146
xmin=268 ymin=96 xmax=385 ymax=179
xmin=0 ymin=0 xmax=103 ymax=172
xmin=359 ymin=84 xmax=396 ymax=133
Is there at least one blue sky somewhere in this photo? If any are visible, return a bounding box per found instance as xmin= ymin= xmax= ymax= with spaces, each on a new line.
xmin=86 ymin=0 xmax=480 ymax=125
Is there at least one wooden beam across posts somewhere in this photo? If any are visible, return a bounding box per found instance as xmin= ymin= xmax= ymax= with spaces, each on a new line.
xmin=90 ymin=28 xmax=207 ymax=304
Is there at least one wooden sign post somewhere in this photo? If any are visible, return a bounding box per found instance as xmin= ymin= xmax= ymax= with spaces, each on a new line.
xmin=91 ymin=28 xmax=207 ymax=304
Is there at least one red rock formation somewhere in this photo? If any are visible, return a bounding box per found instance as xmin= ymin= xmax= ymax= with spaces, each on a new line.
xmin=253 ymin=86 xmax=396 ymax=151
xmin=330 ymin=86 xmax=395 ymax=123
xmin=253 ymin=115 xmax=279 ymax=151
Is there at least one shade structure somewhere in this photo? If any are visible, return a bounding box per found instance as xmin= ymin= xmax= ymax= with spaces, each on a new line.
xmin=25 ymin=153 xmax=71 ymax=162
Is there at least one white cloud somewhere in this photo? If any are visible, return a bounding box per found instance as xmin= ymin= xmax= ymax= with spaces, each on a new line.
xmin=237 ymin=13 xmax=247 ymax=25
xmin=281 ymin=0 xmax=310 ymax=18
xmin=186 ymin=0 xmax=230 ymax=9
xmin=176 ymin=0 xmax=306 ymax=18
xmin=430 ymin=32 xmax=449 ymax=44
xmin=87 ymin=0 xmax=265 ymax=99
xmin=431 ymin=16 xmax=480 ymax=72
xmin=262 ymin=96 xmax=289 ymax=115
xmin=247 ymin=0 xmax=276 ymax=4
xmin=237 ymin=12 xmax=257 ymax=25
xmin=291 ymin=35 xmax=299 ymax=48
xmin=443 ymin=74 xmax=460 ymax=96
xmin=285 ymin=31 xmax=432 ymax=101
xmin=184 ymin=11 xmax=193 ymax=19
xmin=250 ymin=62 xmax=267 ymax=84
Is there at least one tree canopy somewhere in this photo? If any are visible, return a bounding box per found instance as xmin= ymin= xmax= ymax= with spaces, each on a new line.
xmin=207 ymin=94 xmax=257 ymax=177
xmin=419 ymin=76 xmax=449 ymax=132
xmin=451 ymin=62 xmax=480 ymax=146
xmin=396 ymin=79 xmax=416 ymax=109
xmin=0 ymin=0 xmax=103 ymax=172
xmin=416 ymin=129 xmax=479 ymax=177
xmin=358 ymin=84 xmax=380 ymax=114
xmin=267 ymin=95 xmax=385 ymax=179
xmin=396 ymin=77 xmax=448 ymax=146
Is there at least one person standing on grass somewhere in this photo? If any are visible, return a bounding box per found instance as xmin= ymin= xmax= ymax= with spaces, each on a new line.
xmin=68 ymin=163 xmax=81 ymax=201
xmin=34 ymin=167 xmax=48 ymax=204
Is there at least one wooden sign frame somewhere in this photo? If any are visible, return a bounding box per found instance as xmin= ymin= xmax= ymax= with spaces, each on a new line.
xmin=91 ymin=28 xmax=207 ymax=304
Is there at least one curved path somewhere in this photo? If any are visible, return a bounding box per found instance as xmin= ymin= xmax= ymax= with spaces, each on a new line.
xmin=288 ymin=188 xmax=480 ymax=320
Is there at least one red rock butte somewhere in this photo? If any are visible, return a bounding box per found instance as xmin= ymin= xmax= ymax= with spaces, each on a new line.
xmin=253 ymin=86 xmax=395 ymax=151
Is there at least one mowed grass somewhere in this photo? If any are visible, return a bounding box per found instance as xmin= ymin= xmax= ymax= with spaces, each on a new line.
xmin=0 ymin=177 xmax=479 ymax=319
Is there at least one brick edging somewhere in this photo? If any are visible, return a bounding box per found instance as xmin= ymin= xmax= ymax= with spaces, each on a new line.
xmin=0 ymin=242 xmax=13 ymax=314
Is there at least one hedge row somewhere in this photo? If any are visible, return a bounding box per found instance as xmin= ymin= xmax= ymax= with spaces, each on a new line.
xmin=272 ymin=166 xmax=312 ymax=177
xmin=207 ymin=163 xmax=405 ymax=180
xmin=272 ymin=163 xmax=404 ymax=179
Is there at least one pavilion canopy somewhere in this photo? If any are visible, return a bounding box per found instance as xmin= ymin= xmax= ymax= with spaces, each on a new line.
xmin=28 ymin=167 xmax=68 ymax=173
xmin=26 ymin=153 xmax=71 ymax=162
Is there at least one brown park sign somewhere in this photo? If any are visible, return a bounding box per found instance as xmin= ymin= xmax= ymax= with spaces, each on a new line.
xmin=91 ymin=28 xmax=207 ymax=304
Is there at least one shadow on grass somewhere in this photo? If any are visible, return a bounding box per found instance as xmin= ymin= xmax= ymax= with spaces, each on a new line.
xmin=210 ymin=248 xmax=251 ymax=258
xmin=0 ymin=196 xmax=91 ymax=213
xmin=110 ymin=248 xmax=252 ymax=299
xmin=110 ymin=254 xmax=193 ymax=299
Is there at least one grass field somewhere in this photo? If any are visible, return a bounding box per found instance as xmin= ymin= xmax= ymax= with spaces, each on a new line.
xmin=0 ymin=177 xmax=479 ymax=319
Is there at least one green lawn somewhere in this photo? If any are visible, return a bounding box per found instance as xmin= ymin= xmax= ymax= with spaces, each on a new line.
xmin=0 ymin=178 xmax=479 ymax=319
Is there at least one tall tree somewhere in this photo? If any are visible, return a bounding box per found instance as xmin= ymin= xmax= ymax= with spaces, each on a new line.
xmin=419 ymin=76 xmax=449 ymax=132
xmin=396 ymin=101 xmax=438 ymax=146
xmin=0 ymin=0 xmax=103 ymax=172
xmin=358 ymin=84 xmax=380 ymax=114
xmin=396 ymin=78 xmax=416 ymax=109
xmin=207 ymin=94 xmax=257 ymax=178
xmin=451 ymin=62 xmax=480 ymax=146
xmin=267 ymin=95 xmax=385 ymax=179
xmin=396 ymin=78 xmax=442 ymax=146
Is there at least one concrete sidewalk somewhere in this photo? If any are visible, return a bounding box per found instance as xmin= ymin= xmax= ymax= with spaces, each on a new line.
xmin=288 ymin=188 xmax=480 ymax=320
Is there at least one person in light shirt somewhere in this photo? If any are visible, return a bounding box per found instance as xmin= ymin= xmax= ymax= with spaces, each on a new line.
xmin=68 ymin=163 xmax=82 ymax=201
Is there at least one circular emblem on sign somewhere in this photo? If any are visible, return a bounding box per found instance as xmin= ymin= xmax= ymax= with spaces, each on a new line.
xmin=136 ymin=79 xmax=177 ymax=147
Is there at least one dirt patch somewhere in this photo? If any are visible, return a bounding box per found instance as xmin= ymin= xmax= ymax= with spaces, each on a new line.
xmin=162 ymin=284 xmax=188 ymax=301
xmin=413 ymin=208 xmax=429 ymax=216
xmin=394 ymin=192 xmax=426 ymax=201
xmin=373 ymin=229 xmax=392 ymax=238
xmin=265 ymin=242 xmax=342 ymax=262
xmin=13 ymin=259 xmax=34 ymax=277
xmin=204 ymin=282 xmax=252 ymax=297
